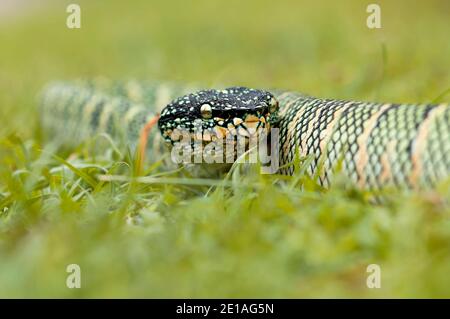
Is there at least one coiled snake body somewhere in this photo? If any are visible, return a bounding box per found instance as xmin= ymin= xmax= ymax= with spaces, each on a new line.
xmin=40 ymin=80 xmax=450 ymax=189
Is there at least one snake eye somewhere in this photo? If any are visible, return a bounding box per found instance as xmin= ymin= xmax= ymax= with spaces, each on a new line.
xmin=269 ymin=97 xmax=279 ymax=113
xmin=200 ymin=104 xmax=212 ymax=119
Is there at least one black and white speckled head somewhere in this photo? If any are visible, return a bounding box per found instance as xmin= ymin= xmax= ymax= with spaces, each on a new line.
xmin=158 ymin=87 xmax=279 ymax=144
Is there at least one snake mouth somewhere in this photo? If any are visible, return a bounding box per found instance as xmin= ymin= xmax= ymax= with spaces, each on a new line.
xmin=162 ymin=113 xmax=272 ymax=145
xmin=165 ymin=118 xmax=273 ymax=165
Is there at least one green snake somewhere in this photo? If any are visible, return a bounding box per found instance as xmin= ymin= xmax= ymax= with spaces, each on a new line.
xmin=40 ymin=80 xmax=450 ymax=189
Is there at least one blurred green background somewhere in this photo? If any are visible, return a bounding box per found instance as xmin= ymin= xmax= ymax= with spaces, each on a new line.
xmin=0 ymin=0 xmax=449 ymax=298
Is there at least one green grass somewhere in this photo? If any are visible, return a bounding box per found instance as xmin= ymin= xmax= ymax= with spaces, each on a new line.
xmin=1 ymin=0 xmax=450 ymax=297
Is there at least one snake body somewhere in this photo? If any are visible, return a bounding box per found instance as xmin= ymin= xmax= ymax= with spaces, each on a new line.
xmin=40 ymin=80 xmax=450 ymax=189
xmin=277 ymin=92 xmax=449 ymax=189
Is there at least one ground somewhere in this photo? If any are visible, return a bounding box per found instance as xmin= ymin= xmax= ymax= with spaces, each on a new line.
xmin=0 ymin=0 xmax=449 ymax=297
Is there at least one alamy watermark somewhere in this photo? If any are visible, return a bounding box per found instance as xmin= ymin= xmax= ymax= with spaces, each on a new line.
xmin=366 ymin=264 xmax=381 ymax=289
xmin=66 ymin=264 xmax=81 ymax=289
xmin=366 ymin=4 xmax=381 ymax=29
xmin=66 ymin=4 xmax=81 ymax=29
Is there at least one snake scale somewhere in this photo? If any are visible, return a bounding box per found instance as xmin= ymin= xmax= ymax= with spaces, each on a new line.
xmin=40 ymin=80 xmax=450 ymax=190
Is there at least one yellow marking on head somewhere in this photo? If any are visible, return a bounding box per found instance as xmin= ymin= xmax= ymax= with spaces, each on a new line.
xmin=233 ymin=118 xmax=243 ymax=126
xmin=170 ymin=128 xmax=183 ymax=141
xmin=214 ymin=126 xmax=227 ymax=139
xmin=227 ymin=123 xmax=237 ymax=136
xmin=202 ymin=131 xmax=212 ymax=141
xmin=163 ymin=129 xmax=173 ymax=137
xmin=244 ymin=114 xmax=260 ymax=122
xmin=244 ymin=121 xmax=259 ymax=135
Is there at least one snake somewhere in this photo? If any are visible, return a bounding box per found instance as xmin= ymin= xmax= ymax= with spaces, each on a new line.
xmin=39 ymin=80 xmax=450 ymax=190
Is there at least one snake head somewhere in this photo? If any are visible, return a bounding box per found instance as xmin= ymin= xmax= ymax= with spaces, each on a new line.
xmin=158 ymin=87 xmax=279 ymax=146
